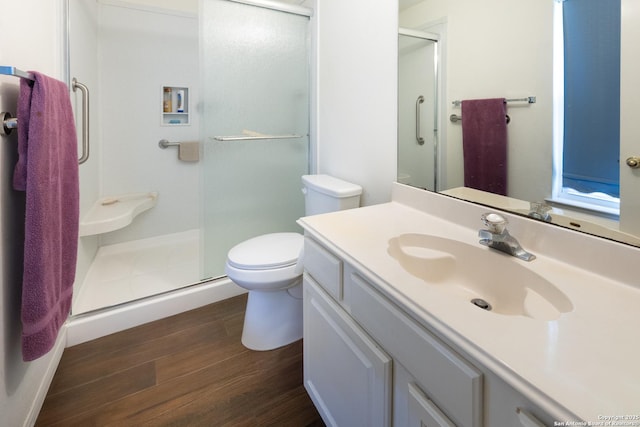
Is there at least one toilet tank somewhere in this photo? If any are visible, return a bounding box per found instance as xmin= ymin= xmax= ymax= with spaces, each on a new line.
xmin=302 ymin=174 xmax=362 ymax=216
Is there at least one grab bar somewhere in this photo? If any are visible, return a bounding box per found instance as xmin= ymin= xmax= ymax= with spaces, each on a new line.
xmin=211 ymin=134 xmax=302 ymax=141
xmin=416 ymin=95 xmax=425 ymax=145
xmin=72 ymin=78 xmax=90 ymax=165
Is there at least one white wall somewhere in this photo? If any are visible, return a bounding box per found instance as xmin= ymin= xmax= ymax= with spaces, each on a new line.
xmin=400 ymin=0 xmax=554 ymax=203
xmin=0 ymin=2 xmax=67 ymax=425
xmin=314 ymin=0 xmax=398 ymax=206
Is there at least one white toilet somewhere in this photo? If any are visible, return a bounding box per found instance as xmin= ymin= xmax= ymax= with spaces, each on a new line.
xmin=225 ymin=174 xmax=362 ymax=351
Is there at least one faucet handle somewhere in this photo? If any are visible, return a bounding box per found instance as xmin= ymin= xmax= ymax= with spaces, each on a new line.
xmin=481 ymin=212 xmax=508 ymax=233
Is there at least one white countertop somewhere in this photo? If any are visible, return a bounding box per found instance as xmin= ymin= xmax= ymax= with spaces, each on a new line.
xmin=298 ymin=183 xmax=640 ymax=423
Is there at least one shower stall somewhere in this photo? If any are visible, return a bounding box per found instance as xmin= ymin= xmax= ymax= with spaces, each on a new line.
xmin=397 ymin=29 xmax=439 ymax=191
xmin=67 ymin=0 xmax=310 ymax=339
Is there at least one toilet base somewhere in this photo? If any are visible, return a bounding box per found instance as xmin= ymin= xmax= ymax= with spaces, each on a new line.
xmin=241 ymin=283 xmax=303 ymax=351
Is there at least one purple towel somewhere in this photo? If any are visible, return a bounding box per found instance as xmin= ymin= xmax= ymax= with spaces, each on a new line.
xmin=461 ymin=98 xmax=508 ymax=196
xmin=14 ymin=71 xmax=79 ymax=361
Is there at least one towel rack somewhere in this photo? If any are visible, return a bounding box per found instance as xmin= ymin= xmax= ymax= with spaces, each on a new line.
xmin=1 ymin=66 xmax=91 ymax=165
xmin=211 ymin=134 xmax=302 ymax=141
xmin=158 ymin=139 xmax=180 ymax=148
xmin=450 ymin=114 xmax=511 ymax=124
xmin=1 ymin=66 xmax=34 ymax=136
xmin=451 ymin=96 xmax=536 ymax=107
xmin=0 ymin=66 xmax=35 ymax=81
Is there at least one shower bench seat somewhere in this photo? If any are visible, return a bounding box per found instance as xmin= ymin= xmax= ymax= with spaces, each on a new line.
xmin=79 ymin=191 xmax=158 ymax=236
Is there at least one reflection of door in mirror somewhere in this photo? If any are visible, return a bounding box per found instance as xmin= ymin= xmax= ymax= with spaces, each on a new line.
xmin=398 ymin=30 xmax=438 ymax=191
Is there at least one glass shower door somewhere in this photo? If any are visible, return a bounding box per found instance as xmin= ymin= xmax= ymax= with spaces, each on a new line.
xmin=398 ymin=33 xmax=438 ymax=191
xmin=201 ymin=0 xmax=310 ymax=279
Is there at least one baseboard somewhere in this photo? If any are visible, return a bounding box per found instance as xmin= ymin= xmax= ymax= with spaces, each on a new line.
xmin=66 ymin=278 xmax=245 ymax=346
xmin=23 ymin=327 xmax=67 ymax=427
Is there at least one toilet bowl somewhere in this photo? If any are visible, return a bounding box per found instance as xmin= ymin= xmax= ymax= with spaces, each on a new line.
xmin=225 ymin=232 xmax=304 ymax=351
xmin=225 ymin=174 xmax=362 ymax=351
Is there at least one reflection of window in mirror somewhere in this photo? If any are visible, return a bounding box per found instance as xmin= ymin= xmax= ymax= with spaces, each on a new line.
xmin=552 ymin=0 xmax=621 ymax=216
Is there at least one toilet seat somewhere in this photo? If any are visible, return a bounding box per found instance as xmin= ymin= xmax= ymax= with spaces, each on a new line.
xmin=227 ymin=232 xmax=303 ymax=270
xmin=225 ymin=232 xmax=303 ymax=291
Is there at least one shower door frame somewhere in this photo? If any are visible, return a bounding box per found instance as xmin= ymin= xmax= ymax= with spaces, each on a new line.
xmin=398 ymin=28 xmax=440 ymax=191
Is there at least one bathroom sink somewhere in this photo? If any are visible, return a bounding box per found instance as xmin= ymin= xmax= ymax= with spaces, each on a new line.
xmin=387 ymin=234 xmax=573 ymax=321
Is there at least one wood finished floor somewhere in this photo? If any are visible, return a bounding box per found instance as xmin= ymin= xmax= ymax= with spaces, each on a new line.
xmin=36 ymin=294 xmax=325 ymax=427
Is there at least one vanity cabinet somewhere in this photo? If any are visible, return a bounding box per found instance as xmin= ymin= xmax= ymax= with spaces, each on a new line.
xmin=303 ymin=235 xmax=556 ymax=427
xmin=304 ymin=276 xmax=392 ymax=427
xmin=303 ymin=236 xmax=478 ymax=427
xmin=349 ymin=272 xmax=482 ymax=427
xmin=408 ymin=382 xmax=456 ymax=427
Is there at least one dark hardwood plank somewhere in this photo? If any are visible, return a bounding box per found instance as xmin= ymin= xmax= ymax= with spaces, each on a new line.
xmin=257 ymin=385 xmax=326 ymax=427
xmin=139 ymin=342 xmax=305 ymax=426
xmin=37 ymin=361 xmax=157 ymax=426
xmin=59 ymin=295 xmax=248 ymax=368
xmin=35 ymin=294 xmax=324 ymax=427
xmin=49 ymin=318 xmax=230 ymax=394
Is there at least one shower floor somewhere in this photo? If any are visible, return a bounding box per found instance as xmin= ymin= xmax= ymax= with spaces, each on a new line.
xmin=73 ymin=229 xmax=203 ymax=315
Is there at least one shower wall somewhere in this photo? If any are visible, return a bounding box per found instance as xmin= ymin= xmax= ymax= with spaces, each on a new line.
xmin=98 ymin=3 xmax=200 ymax=246
xmin=72 ymin=0 xmax=201 ymax=293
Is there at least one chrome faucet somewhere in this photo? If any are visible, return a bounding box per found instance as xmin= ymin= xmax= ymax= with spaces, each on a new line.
xmin=478 ymin=213 xmax=536 ymax=261
xmin=528 ymin=201 xmax=552 ymax=222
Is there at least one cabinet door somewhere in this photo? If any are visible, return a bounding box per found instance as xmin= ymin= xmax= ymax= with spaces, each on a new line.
xmin=408 ymin=382 xmax=457 ymax=427
xmin=303 ymin=276 xmax=392 ymax=427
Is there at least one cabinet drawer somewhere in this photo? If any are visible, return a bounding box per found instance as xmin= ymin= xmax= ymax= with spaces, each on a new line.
xmin=350 ymin=273 xmax=482 ymax=427
xmin=304 ymin=237 xmax=343 ymax=300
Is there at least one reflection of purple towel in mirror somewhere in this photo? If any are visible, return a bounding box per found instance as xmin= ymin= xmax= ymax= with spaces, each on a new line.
xmin=461 ymin=98 xmax=507 ymax=196
xmin=14 ymin=71 xmax=79 ymax=361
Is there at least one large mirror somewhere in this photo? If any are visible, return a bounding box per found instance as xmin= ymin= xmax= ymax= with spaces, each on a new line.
xmin=398 ymin=0 xmax=640 ymax=247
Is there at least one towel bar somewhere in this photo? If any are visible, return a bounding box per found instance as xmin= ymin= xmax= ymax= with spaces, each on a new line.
xmin=451 ymin=96 xmax=536 ymax=107
xmin=1 ymin=112 xmax=18 ymax=136
xmin=1 ymin=66 xmax=91 ymax=166
xmin=211 ymin=134 xmax=302 ymax=141
xmin=158 ymin=139 xmax=181 ymax=148
xmin=0 ymin=66 xmax=35 ymax=81
xmin=450 ymin=114 xmax=511 ymax=124
xmin=1 ymin=66 xmax=34 ymax=136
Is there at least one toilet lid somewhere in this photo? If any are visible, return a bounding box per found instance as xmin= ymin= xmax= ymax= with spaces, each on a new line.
xmin=227 ymin=232 xmax=303 ymax=270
